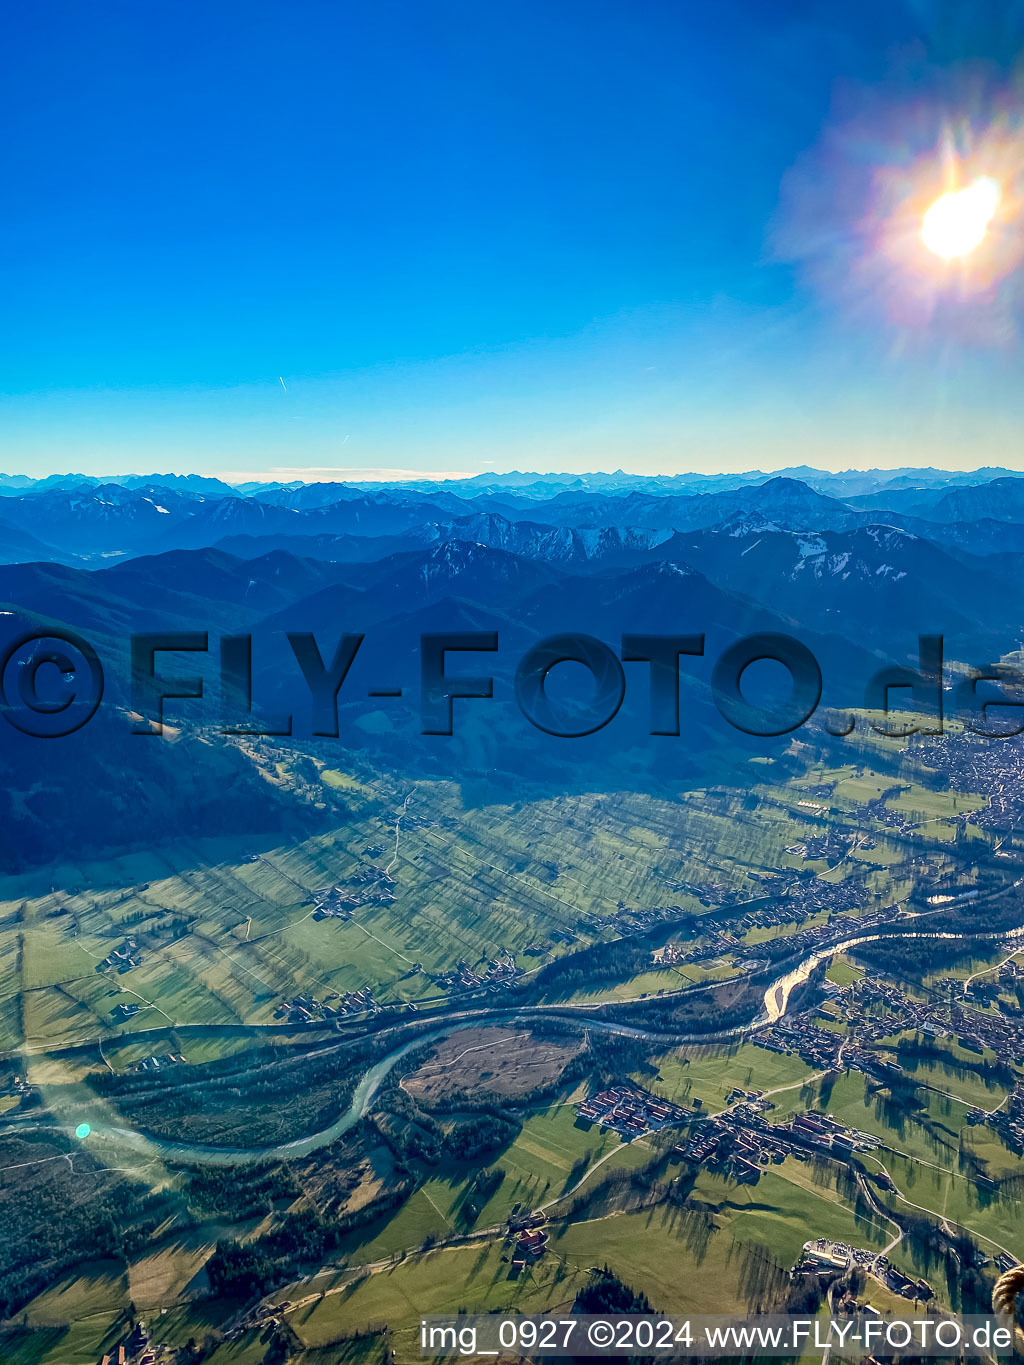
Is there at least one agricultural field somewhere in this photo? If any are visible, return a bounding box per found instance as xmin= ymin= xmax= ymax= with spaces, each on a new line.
xmin=862 ymin=1147 xmax=1024 ymax=1262
xmin=649 ymin=1042 xmax=821 ymax=1114
xmin=287 ymin=1243 xmax=585 ymax=1358
xmin=870 ymin=1033 xmax=1013 ymax=1111
xmin=794 ymin=1070 xmax=972 ymax=1166
xmin=1 ymin=763 xmax=932 ymax=1058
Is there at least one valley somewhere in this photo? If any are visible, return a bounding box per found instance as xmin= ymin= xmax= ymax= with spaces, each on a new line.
xmin=3 ymin=466 xmax=1024 ymax=1363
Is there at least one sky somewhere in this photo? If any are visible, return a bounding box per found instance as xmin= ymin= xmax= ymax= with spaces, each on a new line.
xmin=3 ymin=0 xmax=1024 ymax=480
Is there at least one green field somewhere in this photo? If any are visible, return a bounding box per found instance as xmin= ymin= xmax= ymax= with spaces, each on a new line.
xmin=862 ymin=1148 xmax=1024 ymax=1261
xmin=791 ymin=1070 xmax=970 ymax=1166
xmin=2 ymin=782 xmax=779 ymax=1052
xmin=283 ymin=1156 xmax=905 ymax=1363
xmin=650 ymin=1042 xmax=820 ymax=1113
xmin=336 ymin=1101 xmax=655 ymax=1262
xmin=826 ymin=956 xmax=863 ymax=987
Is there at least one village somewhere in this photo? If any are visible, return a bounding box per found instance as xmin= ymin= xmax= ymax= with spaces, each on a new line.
xmin=0 ymin=1073 xmax=35 ymax=1108
xmin=310 ymin=864 xmax=398 ymax=922
xmin=676 ymin=1098 xmax=881 ymax=1185
xmin=920 ymin=732 xmax=1024 ymax=836
xmin=426 ymin=950 xmax=523 ymax=995
xmin=273 ymin=985 xmax=377 ymax=1024
xmin=506 ymin=1209 xmax=551 ymax=1268
xmin=575 ymin=1082 xmax=695 ymax=1139
xmin=752 ymin=959 xmax=1024 ymax=1093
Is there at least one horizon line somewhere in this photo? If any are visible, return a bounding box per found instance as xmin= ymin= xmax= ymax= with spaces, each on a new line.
xmin=1 ymin=460 xmax=1022 ymax=487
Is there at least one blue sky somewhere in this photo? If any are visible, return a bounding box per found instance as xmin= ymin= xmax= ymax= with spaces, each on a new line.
xmin=3 ymin=0 xmax=1023 ymax=479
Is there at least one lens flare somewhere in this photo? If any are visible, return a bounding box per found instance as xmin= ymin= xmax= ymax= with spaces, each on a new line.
xmin=921 ymin=177 xmax=1000 ymax=259
xmin=75 ymin=1122 xmax=92 ymax=1139
xmin=773 ymin=70 xmax=1024 ymax=346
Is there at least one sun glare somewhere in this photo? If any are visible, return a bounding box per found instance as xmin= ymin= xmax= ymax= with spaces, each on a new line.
xmin=921 ymin=176 xmax=1000 ymax=259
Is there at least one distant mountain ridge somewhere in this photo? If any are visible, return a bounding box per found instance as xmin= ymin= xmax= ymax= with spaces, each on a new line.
xmin=3 ymin=464 xmax=1015 ymax=501
xmin=5 ymin=468 xmax=1024 ymax=570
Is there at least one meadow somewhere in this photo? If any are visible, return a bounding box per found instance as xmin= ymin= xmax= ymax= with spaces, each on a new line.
xmin=2 ymin=762 xmax=929 ymax=1059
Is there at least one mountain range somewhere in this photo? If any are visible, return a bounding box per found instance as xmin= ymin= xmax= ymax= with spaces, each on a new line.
xmin=1 ymin=464 xmax=1023 ymax=871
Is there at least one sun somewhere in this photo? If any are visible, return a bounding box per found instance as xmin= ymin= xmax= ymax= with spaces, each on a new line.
xmin=921 ymin=177 xmax=1000 ymax=259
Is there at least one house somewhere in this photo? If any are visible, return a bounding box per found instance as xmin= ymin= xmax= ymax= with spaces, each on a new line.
xmin=517 ymin=1229 xmax=548 ymax=1257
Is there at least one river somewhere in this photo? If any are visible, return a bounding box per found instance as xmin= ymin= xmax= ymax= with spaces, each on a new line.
xmin=12 ymin=917 xmax=1024 ymax=1167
